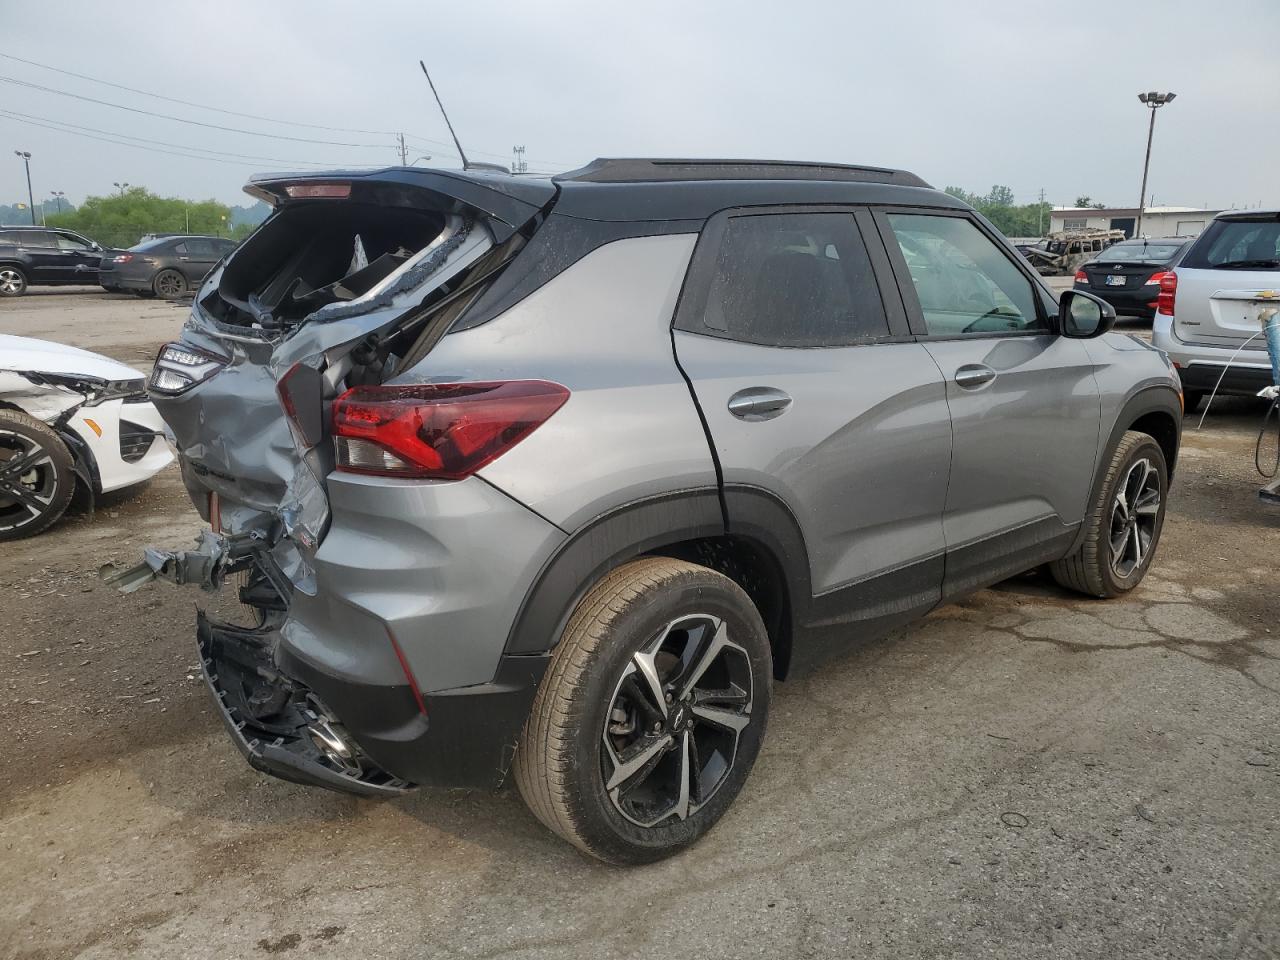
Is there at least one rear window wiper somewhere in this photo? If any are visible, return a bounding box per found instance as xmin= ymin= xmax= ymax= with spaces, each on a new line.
xmin=1210 ymin=259 xmax=1280 ymax=269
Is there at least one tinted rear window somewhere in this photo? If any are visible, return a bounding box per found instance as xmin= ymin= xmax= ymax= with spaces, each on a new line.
xmin=1092 ymin=242 xmax=1183 ymax=263
xmin=697 ymin=212 xmax=889 ymax=347
xmin=1182 ymin=218 xmax=1280 ymax=270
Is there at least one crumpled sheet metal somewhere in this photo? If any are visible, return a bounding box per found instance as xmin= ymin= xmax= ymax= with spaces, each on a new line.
xmin=101 ymin=529 xmax=230 ymax=594
xmin=0 ymin=370 xmax=86 ymax=421
xmin=159 ymin=216 xmax=492 ymax=595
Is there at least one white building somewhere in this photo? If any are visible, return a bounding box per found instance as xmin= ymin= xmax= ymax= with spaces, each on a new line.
xmin=1048 ymin=206 xmax=1222 ymax=239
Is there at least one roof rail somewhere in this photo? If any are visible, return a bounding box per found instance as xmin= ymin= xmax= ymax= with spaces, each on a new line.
xmin=555 ymin=157 xmax=931 ymax=188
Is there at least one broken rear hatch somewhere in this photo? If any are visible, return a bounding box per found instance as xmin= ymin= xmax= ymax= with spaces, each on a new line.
xmin=132 ymin=167 xmax=556 ymax=593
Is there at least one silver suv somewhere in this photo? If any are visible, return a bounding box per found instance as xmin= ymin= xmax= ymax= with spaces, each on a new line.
xmin=1152 ymin=210 xmax=1280 ymax=411
xmin=127 ymin=159 xmax=1182 ymax=864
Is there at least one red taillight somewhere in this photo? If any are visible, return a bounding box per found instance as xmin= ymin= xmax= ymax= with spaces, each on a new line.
xmin=1073 ymin=269 xmax=1088 ymax=284
xmin=1144 ymin=270 xmax=1170 ymax=287
xmin=332 ymin=380 xmax=570 ymax=480
xmin=1157 ymin=272 xmax=1177 ymax=316
xmin=284 ymin=182 xmax=351 ymax=199
xmin=113 ymin=253 xmax=133 ymax=264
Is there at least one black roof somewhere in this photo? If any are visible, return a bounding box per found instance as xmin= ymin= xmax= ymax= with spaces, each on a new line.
xmin=245 ymin=158 xmax=959 ymax=228
xmin=556 ymin=157 xmax=930 ymax=187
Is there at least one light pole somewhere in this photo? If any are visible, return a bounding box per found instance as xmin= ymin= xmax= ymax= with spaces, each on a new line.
xmin=49 ymin=191 xmax=65 ymax=215
xmin=1135 ymin=91 xmax=1176 ymax=239
xmin=113 ymin=181 xmax=130 ymax=197
xmin=14 ymin=151 xmax=34 ymax=225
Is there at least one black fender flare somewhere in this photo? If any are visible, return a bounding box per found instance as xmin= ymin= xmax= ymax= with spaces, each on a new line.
xmin=1069 ymin=382 xmax=1181 ymax=555
xmin=502 ymin=488 xmax=725 ymax=656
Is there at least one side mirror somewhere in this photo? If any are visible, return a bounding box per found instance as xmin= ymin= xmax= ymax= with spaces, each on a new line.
xmin=1059 ymin=289 xmax=1116 ymax=338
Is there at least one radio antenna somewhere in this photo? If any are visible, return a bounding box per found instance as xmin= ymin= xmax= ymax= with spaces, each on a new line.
xmin=418 ymin=61 xmax=470 ymax=169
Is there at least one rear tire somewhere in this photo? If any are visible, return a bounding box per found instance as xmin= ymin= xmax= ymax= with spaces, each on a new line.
xmin=1050 ymin=430 xmax=1168 ymax=598
xmin=153 ymin=269 xmax=187 ymax=299
xmin=0 ymin=410 xmax=75 ymax=541
xmin=513 ymin=557 xmax=772 ymax=865
xmin=0 ymin=266 xmax=28 ymax=297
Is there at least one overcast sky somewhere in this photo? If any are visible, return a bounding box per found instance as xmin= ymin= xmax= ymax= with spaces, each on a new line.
xmin=4 ymin=0 xmax=1277 ymax=212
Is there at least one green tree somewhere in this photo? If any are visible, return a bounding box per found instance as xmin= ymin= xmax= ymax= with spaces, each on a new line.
xmin=44 ymin=187 xmax=237 ymax=248
xmin=944 ymin=184 xmax=1053 ymax=237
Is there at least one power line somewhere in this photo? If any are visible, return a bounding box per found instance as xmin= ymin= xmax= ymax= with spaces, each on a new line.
xmin=0 ymin=74 xmax=392 ymax=148
xmin=0 ymin=110 xmax=380 ymax=170
xmin=0 ymin=50 xmax=404 ymax=137
xmin=0 ymin=50 xmax=574 ymax=170
xmin=0 ymin=108 xmax=384 ymax=167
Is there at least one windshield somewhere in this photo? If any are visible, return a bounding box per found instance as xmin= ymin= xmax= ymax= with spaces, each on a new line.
xmin=1182 ymin=218 xmax=1280 ymax=270
xmin=1093 ymin=242 xmax=1183 ymax=263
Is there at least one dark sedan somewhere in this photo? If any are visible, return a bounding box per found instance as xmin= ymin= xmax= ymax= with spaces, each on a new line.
xmin=1072 ymin=237 xmax=1191 ymax=319
xmin=99 ymin=235 xmax=237 ymax=299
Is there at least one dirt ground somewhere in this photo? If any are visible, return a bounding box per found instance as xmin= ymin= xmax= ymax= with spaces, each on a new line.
xmin=1 ymin=289 xmax=1278 ymax=960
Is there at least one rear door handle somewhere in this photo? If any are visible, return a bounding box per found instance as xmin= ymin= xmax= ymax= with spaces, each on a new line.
xmin=727 ymin=387 xmax=792 ymax=421
xmin=954 ymin=364 xmax=996 ymax=389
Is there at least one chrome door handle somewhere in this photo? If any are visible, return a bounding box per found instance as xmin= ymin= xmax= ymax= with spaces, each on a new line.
xmin=954 ymin=364 xmax=996 ymax=389
xmin=727 ymin=387 xmax=792 ymax=421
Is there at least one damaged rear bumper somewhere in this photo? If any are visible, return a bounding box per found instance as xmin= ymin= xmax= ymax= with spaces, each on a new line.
xmin=198 ymin=611 xmax=414 ymax=797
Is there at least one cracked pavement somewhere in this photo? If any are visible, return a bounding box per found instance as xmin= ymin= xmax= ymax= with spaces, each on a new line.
xmin=1 ymin=292 xmax=1278 ymax=959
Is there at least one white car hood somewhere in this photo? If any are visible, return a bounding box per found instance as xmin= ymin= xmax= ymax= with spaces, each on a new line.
xmin=0 ymin=334 xmax=144 ymax=381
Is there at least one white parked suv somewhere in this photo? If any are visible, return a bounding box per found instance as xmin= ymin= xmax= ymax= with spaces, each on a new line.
xmin=1152 ymin=211 xmax=1280 ymax=412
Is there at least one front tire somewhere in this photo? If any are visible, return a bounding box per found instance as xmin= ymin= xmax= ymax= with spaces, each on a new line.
xmin=0 ymin=410 xmax=75 ymax=541
xmin=0 ymin=266 xmax=28 ymax=297
xmin=1051 ymin=430 xmax=1168 ymax=598
xmin=514 ymin=557 xmax=772 ymax=865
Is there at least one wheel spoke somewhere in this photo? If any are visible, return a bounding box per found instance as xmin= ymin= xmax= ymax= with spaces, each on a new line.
xmin=1134 ymin=489 xmax=1161 ymax=517
xmin=6 ymin=482 xmax=50 ymax=512
xmin=0 ymin=450 xmax=49 ymax=481
xmin=677 ymin=618 xmax=728 ymax=699
xmin=606 ymin=733 xmax=671 ymax=791
xmin=691 ymin=702 xmax=751 ymax=733
xmin=1129 ymin=524 xmax=1144 ymax=567
xmin=632 ymin=648 xmax=668 ymax=718
xmin=673 ymin=730 xmax=691 ymax=821
xmin=1110 ymin=528 xmax=1129 ymax=566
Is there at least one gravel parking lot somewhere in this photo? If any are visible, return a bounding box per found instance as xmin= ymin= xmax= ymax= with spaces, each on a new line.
xmin=2 ymin=289 xmax=1278 ymax=960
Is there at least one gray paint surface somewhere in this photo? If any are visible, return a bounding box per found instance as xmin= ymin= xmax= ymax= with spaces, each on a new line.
xmin=675 ymin=332 xmax=951 ymax=594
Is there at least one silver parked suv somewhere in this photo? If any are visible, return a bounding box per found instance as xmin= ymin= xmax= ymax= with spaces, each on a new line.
xmin=128 ymin=159 xmax=1182 ymax=863
xmin=1151 ymin=210 xmax=1280 ymax=412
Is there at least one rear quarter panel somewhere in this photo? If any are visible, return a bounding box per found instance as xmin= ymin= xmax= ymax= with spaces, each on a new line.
xmin=398 ymin=232 xmax=717 ymax=533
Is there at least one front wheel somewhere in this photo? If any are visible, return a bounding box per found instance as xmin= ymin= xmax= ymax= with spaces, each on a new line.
xmin=514 ymin=557 xmax=772 ymax=865
xmin=0 ymin=410 xmax=75 ymax=541
xmin=1051 ymin=430 xmax=1168 ymax=597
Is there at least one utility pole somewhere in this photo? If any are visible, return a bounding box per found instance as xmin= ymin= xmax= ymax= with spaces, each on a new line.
xmin=397 ymin=133 xmax=409 ymax=166
xmin=1135 ymin=91 xmax=1176 ymax=239
xmin=1038 ymin=187 xmax=1045 ymax=236
xmin=512 ymin=145 xmax=527 ymax=174
xmin=14 ymin=151 xmax=34 ymax=224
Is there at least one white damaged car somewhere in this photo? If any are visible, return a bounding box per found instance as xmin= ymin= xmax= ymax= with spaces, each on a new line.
xmin=0 ymin=335 xmax=173 ymax=540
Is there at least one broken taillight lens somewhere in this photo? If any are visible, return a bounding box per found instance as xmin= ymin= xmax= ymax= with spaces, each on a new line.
xmin=332 ymin=380 xmax=570 ymax=480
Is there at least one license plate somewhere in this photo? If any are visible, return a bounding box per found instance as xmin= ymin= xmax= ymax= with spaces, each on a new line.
xmin=1105 ymin=275 xmax=1126 ymax=286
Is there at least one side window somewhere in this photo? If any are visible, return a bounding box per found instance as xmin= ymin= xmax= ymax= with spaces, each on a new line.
xmin=186 ymin=239 xmax=215 ymax=257
xmin=699 ymin=212 xmax=889 ymax=347
xmin=885 ymin=213 xmax=1046 ymax=337
xmin=21 ymin=231 xmax=56 ymax=248
xmin=55 ymin=234 xmax=92 ymax=251
xmin=172 ymin=242 xmax=188 ymax=255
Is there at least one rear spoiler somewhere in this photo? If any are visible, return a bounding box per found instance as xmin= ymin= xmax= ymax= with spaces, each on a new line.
xmin=245 ymin=167 xmax=557 ymax=242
